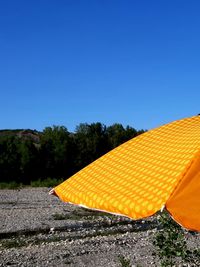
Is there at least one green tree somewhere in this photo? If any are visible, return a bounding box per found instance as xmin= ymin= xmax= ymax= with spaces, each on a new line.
xmin=0 ymin=135 xmax=21 ymax=182
xmin=40 ymin=126 xmax=76 ymax=179
xmin=19 ymin=139 xmax=40 ymax=183
xmin=75 ymin=122 xmax=109 ymax=169
xmin=106 ymin=123 xmax=138 ymax=149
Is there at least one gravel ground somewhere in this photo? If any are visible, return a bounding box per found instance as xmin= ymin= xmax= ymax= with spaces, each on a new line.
xmin=0 ymin=188 xmax=199 ymax=267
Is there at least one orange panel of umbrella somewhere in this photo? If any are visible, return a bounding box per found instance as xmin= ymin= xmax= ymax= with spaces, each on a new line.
xmin=50 ymin=115 xmax=200 ymax=231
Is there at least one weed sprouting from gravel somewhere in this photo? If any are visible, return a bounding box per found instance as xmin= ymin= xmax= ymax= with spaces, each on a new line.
xmin=52 ymin=213 xmax=67 ymax=220
xmin=153 ymin=211 xmax=200 ymax=266
xmin=1 ymin=238 xmax=27 ymax=249
xmin=118 ymin=255 xmax=131 ymax=267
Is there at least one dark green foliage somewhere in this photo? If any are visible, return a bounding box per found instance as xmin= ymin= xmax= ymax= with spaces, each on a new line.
xmin=0 ymin=135 xmax=21 ymax=182
xmin=1 ymin=238 xmax=27 ymax=249
xmin=74 ymin=122 xmax=109 ymax=169
xmin=52 ymin=213 xmax=67 ymax=220
xmin=153 ymin=212 xmax=200 ymax=266
xmin=0 ymin=122 xmax=144 ymax=186
xmin=106 ymin=124 xmax=138 ymax=149
xmin=0 ymin=181 xmax=23 ymax=189
xmin=40 ymin=126 xmax=76 ymax=178
xmin=153 ymin=212 xmax=187 ymax=266
xmin=30 ymin=177 xmax=64 ymax=187
xmin=19 ymin=139 xmax=40 ymax=183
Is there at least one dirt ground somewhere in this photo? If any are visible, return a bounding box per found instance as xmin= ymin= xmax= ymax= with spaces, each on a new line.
xmin=0 ymin=188 xmax=199 ymax=267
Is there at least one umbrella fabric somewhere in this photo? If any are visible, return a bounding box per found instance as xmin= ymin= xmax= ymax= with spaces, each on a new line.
xmin=166 ymin=151 xmax=200 ymax=231
xmin=53 ymin=115 xmax=200 ymax=231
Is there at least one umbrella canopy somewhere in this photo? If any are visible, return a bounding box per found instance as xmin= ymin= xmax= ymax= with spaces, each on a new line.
xmin=52 ymin=115 xmax=200 ymax=231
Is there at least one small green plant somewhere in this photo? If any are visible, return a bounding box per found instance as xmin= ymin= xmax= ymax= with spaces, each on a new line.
xmin=118 ymin=255 xmax=131 ymax=267
xmin=153 ymin=212 xmax=187 ymax=266
xmin=30 ymin=177 xmax=63 ymax=187
xmin=0 ymin=177 xmax=63 ymax=189
xmin=1 ymin=238 xmax=27 ymax=249
xmin=52 ymin=213 xmax=67 ymax=220
xmin=0 ymin=181 xmax=23 ymax=189
xmin=153 ymin=211 xmax=200 ymax=266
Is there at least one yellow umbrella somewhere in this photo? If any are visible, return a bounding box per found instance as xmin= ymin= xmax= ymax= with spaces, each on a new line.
xmin=51 ymin=115 xmax=200 ymax=231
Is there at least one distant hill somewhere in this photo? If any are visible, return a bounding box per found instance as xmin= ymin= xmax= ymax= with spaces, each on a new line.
xmin=0 ymin=129 xmax=41 ymax=143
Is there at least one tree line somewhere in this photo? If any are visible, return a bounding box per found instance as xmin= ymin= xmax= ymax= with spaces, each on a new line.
xmin=0 ymin=122 xmax=145 ymax=184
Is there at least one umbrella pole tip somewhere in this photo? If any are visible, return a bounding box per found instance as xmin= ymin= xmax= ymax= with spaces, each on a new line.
xmin=160 ymin=205 xmax=165 ymax=212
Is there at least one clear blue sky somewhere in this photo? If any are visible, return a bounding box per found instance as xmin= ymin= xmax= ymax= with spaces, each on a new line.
xmin=1 ymin=0 xmax=200 ymax=132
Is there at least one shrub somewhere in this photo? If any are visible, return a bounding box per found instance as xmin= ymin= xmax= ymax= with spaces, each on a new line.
xmin=30 ymin=177 xmax=64 ymax=187
xmin=153 ymin=211 xmax=200 ymax=266
xmin=0 ymin=181 xmax=23 ymax=189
